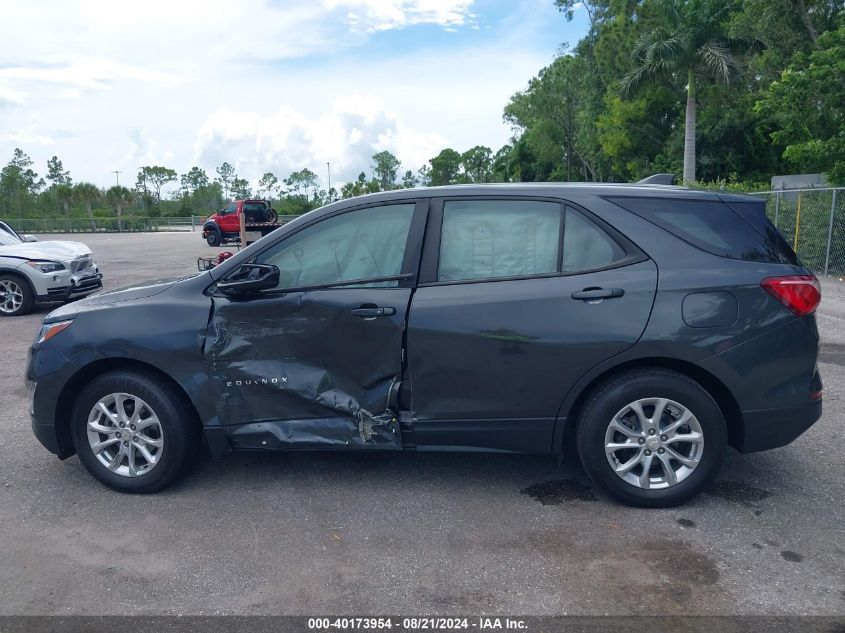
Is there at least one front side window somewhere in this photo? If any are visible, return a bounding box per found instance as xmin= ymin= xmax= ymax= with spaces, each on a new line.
xmin=221 ymin=203 xmax=237 ymax=215
xmin=257 ymin=203 xmax=415 ymax=289
xmin=438 ymin=200 xmax=560 ymax=282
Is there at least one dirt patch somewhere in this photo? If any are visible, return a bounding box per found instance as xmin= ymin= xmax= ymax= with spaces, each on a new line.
xmin=520 ymin=479 xmax=597 ymax=504
xmin=780 ymin=550 xmax=804 ymax=563
xmin=705 ymin=480 xmax=771 ymax=505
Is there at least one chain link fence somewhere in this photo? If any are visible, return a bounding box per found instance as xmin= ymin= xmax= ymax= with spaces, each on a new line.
xmin=8 ymin=216 xmax=207 ymax=233
xmin=750 ymin=187 xmax=844 ymax=276
xmin=8 ymin=214 xmax=301 ymax=234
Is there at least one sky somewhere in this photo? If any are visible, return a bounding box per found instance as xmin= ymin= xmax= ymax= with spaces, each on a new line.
xmin=0 ymin=0 xmax=589 ymax=194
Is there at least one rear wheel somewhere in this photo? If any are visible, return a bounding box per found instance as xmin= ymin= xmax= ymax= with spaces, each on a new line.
xmin=266 ymin=208 xmax=278 ymax=223
xmin=576 ymin=368 xmax=726 ymax=507
xmin=0 ymin=274 xmax=34 ymax=316
xmin=205 ymin=227 xmax=222 ymax=246
xmin=71 ymin=370 xmax=200 ymax=493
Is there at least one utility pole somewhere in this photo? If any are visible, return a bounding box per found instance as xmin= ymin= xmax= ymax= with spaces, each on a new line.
xmin=112 ymin=170 xmax=122 ymax=186
xmin=326 ymin=162 xmax=331 ymax=201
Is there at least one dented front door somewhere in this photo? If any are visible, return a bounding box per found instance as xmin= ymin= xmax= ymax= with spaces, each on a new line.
xmin=205 ymin=201 xmax=424 ymax=450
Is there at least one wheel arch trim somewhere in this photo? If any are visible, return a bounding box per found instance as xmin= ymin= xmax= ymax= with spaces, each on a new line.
xmin=553 ymin=356 xmax=744 ymax=454
xmin=53 ymin=357 xmax=202 ymax=459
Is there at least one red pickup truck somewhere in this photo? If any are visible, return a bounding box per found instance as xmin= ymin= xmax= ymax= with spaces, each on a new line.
xmin=202 ymin=199 xmax=278 ymax=246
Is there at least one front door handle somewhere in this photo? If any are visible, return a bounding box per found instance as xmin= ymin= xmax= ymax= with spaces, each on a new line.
xmin=350 ymin=306 xmax=397 ymax=317
xmin=571 ymin=287 xmax=625 ymax=301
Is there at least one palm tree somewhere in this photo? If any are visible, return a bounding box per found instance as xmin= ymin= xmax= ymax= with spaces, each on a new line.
xmin=53 ymin=184 xmax=74 ymax=232
xmin=105 ymin=185 xmax=133 ymax=232
xmin=73 ymin=182 xmax=101 ymax=231
xmin=620 ymin=0 xmax=737 ymax=183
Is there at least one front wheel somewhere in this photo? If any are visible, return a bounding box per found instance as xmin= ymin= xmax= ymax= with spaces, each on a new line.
xmin=576 ymin=368 xmax=726 ymax=508
xmin=265 ymin=209 xmax=277 ymax=223
xmin=0 ymin=274 xmax=34 ymax=316
xmin=71 ymin=370 xmax=200 ymax=493
xmin=205 ymin=227 xmax=222 ymax=246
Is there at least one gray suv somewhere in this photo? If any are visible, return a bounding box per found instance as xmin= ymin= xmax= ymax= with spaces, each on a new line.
xmin=27 ymin=183 xmax=822 ymax=506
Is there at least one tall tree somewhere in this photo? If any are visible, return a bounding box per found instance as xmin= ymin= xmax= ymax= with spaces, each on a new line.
xmin=73 ymin=182 xmax=101 ymax=231
xmin=401 ymin=170 xmax=418 ymax=189
xmin=136 ymin=166 xmax=177 ymax=202
xmin=46 ymin=156 xmax=71 ymax=187
xmin=620 ymin=0 xmax=739 ymax=183
xmin=258 ymin=172 xmax=279 ymax=199
xmin=461 ymin=146 xmax=493 ymax=183
xmin=53 ymin=184 xmax=74 ymax=231
xmin=285 ymin=169 xmax=319 ymax=202
xmin=372 ymin=151 xmax=401 ymax=190
xmin=106 ymin=185 xmax=133 ymax=231
xmin=231 ymin=177 xmax=252 ymax=199
xmin=215 ymin=162 xmax=236 ymax=198
xmin=0 ymin=149 xmax=43 ymax=217
xmin=180 ymin=167 xmax=210 ymax=194
xmin=428 ymin=149 xmax=462 ymax=186
xmin=755 ymin=26 xmax=845 ymax=184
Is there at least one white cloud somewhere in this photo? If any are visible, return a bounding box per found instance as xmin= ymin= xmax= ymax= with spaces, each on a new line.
xmin=193 ymin=96 xmax=447 ymax=186
xmin=0 ymin=0 xmax=577 ymax=189
xmin=323 ymin=0 xmax=475 ymax=31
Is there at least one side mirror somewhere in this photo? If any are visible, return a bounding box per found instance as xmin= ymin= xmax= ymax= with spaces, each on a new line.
xmin=22 ymin=234 xmax=38 ymax=242
xmin=216 ymin=263 xmax=280 ymax=295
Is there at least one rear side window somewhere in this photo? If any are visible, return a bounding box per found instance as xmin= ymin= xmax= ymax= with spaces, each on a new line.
xmin=437 ymin=200 xmax=632 ymax=282
xmin=563 ymin=208 xmax=626 ymax=272
xmin=438 ymin=200 xmax=560 ymax=281
xmin=724 ymin=201 xmax=798 ymax=265
xmin=608 ymin=196 xmax=795 ymax=264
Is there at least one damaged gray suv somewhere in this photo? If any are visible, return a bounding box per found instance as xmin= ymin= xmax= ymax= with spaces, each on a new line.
xmin=27 ymin=183 xmax=822 ymax=507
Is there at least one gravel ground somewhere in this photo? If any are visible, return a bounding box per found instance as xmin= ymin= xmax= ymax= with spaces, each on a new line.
xmin=0 ymin=231 xmax=842 ymax=616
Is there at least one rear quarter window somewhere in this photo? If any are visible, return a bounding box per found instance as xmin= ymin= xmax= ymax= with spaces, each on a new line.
xmin=607 ymin=196 xmax=797 ymax=264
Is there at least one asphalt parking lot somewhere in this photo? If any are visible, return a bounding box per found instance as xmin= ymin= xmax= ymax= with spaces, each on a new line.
xmin=0 ymin=231 xmax=843 ymax=616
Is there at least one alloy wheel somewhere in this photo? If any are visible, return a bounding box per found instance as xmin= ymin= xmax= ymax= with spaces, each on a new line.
xmin=0 ymin=279 xmax=24 ymax=314
xmin=604 ymin=397 xmax=704 ymax=490
xmin=86 ymin=392 xmax=165 ymax=477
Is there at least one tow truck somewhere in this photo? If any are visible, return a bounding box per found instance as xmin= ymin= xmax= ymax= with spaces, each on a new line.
xmin=202 ymin=199 xmax=280 ymax=246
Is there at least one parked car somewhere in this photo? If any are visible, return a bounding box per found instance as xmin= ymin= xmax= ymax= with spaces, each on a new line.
xmin=202 ymin=199 xmax=279 ymax=246
xmin=27 ymin=183 xmax=822 ymax=506
xmin=0 ymin=221 xmax=102 ymax=316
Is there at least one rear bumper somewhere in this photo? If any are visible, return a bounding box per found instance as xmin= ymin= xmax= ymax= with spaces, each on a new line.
xmin=736 ymin=399 xmax=823 ymax=453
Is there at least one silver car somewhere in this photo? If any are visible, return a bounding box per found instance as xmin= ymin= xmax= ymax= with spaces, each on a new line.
xmin=0 ymin=221 xmax=102 ymax=316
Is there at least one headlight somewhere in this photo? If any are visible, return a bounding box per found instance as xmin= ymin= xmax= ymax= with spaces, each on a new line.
xmin=38 ymin=320 xmax=74 ymax=343
xmin=26 ymin=260 xmax=65 ymax=273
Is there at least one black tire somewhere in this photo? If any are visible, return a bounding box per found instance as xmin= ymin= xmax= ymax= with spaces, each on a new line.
xmin=0 ymin=273 xmax=34 ymax=316
xmin=205 ymin=227 xmax=222 ymax=247
xmin=70 ymin=370 xmax=200 ymax=493
xmin=576 ymin=368 xmax=726 ymax=508
xmin=266 ymin=209 xmax=278 ymax=223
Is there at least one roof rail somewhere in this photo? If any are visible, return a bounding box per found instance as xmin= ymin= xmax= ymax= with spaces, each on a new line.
xmin=636 ymin=174 xmax=676 ymax=185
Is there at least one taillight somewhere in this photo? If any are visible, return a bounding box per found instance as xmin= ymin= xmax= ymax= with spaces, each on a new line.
xmin=761 ymin=275 xmax=821 ymax=316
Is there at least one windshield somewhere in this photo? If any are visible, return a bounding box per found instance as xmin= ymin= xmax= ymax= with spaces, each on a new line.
xmin=0 ymin=224 xmax=22 ymax=246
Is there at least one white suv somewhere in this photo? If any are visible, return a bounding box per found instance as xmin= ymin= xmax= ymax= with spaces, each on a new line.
xmin=0 ymin=221 xmax=102 ymax=316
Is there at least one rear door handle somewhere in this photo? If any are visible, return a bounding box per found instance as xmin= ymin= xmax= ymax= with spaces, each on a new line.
xmin=571 ymin=287 xmax=625 ymax=301
xmin=350 ymin=306 xmax=397 ymax=317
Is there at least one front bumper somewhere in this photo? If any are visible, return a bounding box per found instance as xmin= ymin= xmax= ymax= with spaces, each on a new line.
xmin=36 ymin=272 xmax=103 ymax=303
xmin=736 ymin=398 xmax=823 ymax=453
